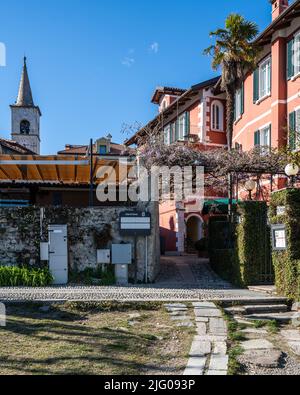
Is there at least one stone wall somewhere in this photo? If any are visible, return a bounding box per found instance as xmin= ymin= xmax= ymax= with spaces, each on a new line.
xmin=0 ymin=202 xmax=160 ymax=283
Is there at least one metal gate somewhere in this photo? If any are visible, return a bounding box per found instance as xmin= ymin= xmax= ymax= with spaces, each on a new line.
xmin=49 ymin=225 xmax=68 ymax=285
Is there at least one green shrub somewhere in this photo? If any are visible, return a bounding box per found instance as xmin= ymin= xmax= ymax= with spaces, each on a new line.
xmin=235 ymin=202 xmax=271 ymax=285
xmin=195 ymin=238 xmax=208 ymax=252
xmin=70 ymin=265 xmax=115 ymax=286
xmin=0 ymin=266 xmax=53 ymax=287
xmin=210 ymin=249 xmax=242 ymax=286
xmin=209 ymin=202 xmax=271 ymax=287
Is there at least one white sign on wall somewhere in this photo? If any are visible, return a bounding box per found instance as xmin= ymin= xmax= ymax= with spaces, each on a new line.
xmin=276 ymin=206 xmax=286 ymax=216
xmin=271 ymin=224 xmax=287 ymax=251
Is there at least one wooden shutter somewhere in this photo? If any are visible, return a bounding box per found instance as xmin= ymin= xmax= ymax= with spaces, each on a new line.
xmin=253 ymin=68 xmax=259 ymax=103
xmin=287 ymin=39 xmax=294 ymax=80
xmin=254 ymin=130 xmax=260 ymax=146
xmin=289 ymin=111 xmax=296 ymax=150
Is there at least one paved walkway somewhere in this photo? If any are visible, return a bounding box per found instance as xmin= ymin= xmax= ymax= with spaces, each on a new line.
xmin=165 ymin=302 xmax=228 ymax=375
xmin=0 ymin=255 xmax=272 ymax=302
xmin=235 ymin=318 xmax=300 ymax=375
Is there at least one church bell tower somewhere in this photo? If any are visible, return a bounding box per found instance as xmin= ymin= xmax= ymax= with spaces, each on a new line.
xmin=10 ymin=57 xmax=41 ymax=154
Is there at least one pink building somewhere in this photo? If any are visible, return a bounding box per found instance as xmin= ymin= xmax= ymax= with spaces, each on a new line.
xmin=126 ymin=78 xmax=228 ymax=254
xmin=233 ymin=0 xmax=300 ymax=159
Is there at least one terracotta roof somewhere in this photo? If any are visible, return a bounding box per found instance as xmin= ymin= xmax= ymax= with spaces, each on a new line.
xmin=256 ymin=0 xmax=300 ymax=45
xmin=0 ymin=138 xmax=36 ymax=155
xmin=58 ymin=142 xmax=136 ymax=156
xmin=151 ymin=86 xmax=187 ymax=104
xmin=125 ymin=76 xmax=221 ymax=146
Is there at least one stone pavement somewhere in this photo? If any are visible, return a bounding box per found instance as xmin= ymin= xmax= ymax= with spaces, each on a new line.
xmin=281 ymin=330 xmax=300 ymax=356
xmin=0 ymin=256 xmax=271 ymax=302
xmin=233 ymin=314 xmax=300 ymax=375
xmin=165 ymin=302 xmax=229 ymax=376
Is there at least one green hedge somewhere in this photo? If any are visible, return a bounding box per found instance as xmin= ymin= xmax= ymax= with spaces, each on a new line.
xmin=210 ymin=249 xmax=242 ymax=286
xmin=235 ymin=202 xmax=271 ymax=286
xmin=209 ymin=202 xmax=271 ymax=287
xmin=270 ymin=189 xmax=300 ymax=300
xmin=0 ymin=266 xmax=53 ymax=287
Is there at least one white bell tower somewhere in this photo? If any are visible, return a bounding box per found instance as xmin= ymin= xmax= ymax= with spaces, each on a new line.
xmin=10 ymin=57 xmax=41 ymax=154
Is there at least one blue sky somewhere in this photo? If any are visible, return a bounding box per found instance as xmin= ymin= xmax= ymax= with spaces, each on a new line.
xmin=0 ymin=0 xmax=272 ymax=154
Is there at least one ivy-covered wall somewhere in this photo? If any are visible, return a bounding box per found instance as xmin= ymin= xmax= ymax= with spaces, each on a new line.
xmin=235 ymin=202 xmax=271 ymax=286
xmin=0 ymin=204 xmax=160 ymax=283
xmin=210 ymin=202 xmax=271 ymax=287
xmin=270 ymin=189 xmax=300 ymax=300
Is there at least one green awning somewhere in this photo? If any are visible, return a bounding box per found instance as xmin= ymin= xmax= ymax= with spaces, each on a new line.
xmin=202 ymin=199 xmax=239 ymax=215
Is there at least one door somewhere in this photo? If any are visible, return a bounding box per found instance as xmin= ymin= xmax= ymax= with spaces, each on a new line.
xmin=49 ymin=225 xmax=68 ymax=285
xmin=186 ymin=216 xmax=202 ymax=253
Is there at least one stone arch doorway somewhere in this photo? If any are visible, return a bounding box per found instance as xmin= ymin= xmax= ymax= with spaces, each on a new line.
xmin=186 ymin=215 xmax=203 ymax=253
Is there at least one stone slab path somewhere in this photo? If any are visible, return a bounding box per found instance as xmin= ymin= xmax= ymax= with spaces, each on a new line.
xmin=231 ymin=315 xmax=300 ymax=375
xmin=164 ymin=302 xmax=229 ymax=376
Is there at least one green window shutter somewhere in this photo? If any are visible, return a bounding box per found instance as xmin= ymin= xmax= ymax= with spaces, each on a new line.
xmin=269 ymin=124 xmax=272 ymax=148
xmin=289 ymin=111 xmax=296 ymax=150
xmin=234 ymin=93 xmax=236 ymax=121
xmin=287 ymin=39 xmax=295 ymax=80
xmin=253 ymin=68 xmax=259 ymax=103
xmin=254 ymin=130 xmax=260 ymax=146
xmin=184 ymin=112 xmax=190 ymax=137
xmin=241 ymin=82 xmax=245 ymax=115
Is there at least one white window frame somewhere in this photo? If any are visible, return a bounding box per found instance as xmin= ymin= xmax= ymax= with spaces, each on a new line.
xmin=294 ymin=107 xmax=300 ymax=151
xmin=293 ymin=33 xmax=300 ymax=77
xmin=163 ymin=125 xmax=170 ymax=145
xmin=178 ymin=114 xmax=186 ymax=141
xmin=258 ymin=57 xmax=271 ymax=100
xmin=258 ymin=123 xmax=271 ymax=154
xmin=211 ymin=100 xmax=224 ymax=131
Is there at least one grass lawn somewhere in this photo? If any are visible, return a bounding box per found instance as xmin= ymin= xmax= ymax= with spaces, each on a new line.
xmin=0 ymin=302 xmax=194 ymax=375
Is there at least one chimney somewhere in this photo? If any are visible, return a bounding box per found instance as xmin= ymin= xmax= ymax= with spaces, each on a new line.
xmin=271 ymin=0 xmax=289 ymax=21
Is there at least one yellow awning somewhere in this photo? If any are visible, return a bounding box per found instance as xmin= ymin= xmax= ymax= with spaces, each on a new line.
xmin=0 ymin=155 xmax=135 ymax=185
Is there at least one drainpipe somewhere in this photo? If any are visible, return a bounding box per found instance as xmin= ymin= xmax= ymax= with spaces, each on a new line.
xmin=145 ymin=236 xmax=148 ymax=284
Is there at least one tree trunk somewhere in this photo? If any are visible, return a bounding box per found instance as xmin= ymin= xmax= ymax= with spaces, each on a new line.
xmin=225 ymin=87 xmax=235 ymax=151
xmin=225 ymin=86 xmax=235 ymax=222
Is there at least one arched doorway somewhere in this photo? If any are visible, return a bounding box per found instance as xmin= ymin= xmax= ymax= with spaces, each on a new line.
xmin=186 ymin=215 xmax=203 ymax=253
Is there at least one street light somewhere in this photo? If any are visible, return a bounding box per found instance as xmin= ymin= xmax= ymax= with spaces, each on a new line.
xmin=285 ymin=163 xmax=299 ymax=188
xmin=245 ymin=180 xmax=256 ymax=201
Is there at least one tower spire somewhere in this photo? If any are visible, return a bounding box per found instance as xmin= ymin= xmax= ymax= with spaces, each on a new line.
xmin=16 ymin=56 xmax=34 ymax=106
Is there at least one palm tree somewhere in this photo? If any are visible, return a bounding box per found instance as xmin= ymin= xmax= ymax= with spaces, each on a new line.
xmin=204 ymin=14 xmax=260 ymax=150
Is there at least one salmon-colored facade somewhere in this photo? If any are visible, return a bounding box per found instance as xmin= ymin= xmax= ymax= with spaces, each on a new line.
xmin=233 ymin=0 xmax=300 ymax=155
